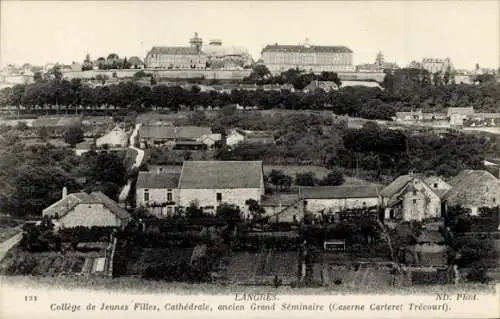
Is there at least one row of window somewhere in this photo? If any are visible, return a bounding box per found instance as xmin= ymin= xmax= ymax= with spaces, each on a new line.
xmin=143 ymin=189 xmax=223 ymax=203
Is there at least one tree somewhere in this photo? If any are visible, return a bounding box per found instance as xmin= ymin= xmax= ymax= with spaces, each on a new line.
xmin=216 ymin=203 xmax=242 ymax=226
xmin=63 ymin=125 xmax=84 ymax=147
xmin=33 ymin=71 xmax=43 ymax=82
xmin=319 ymin=169 xmax=345 ymax=186
xmin=295 ymin=172 xmax=316 ymax=186
xmin=443 ymin=66 xmax=451 ymax=85
xmin=245 ymin=199 xmax=265 ymax=221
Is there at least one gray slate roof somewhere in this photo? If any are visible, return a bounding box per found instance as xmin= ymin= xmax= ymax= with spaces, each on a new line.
xmin=43 ymin=191 xmax=130 ymax=222
xmin=139 ymin=125 xmax=211 ymax=140
xmin=136 ymin=171 xmax=181 ymax=189
xmin=262 ymin=44 xmax=352 ymax=53
xmin=179 ymin=161 xmax=263 ymax=189
xmin=300 ymin=185 xmax=380 ymax=199
xmin=148 ymin=46 xmax=202 ymax=55
xmin=443 ymin=170 xmax=500 ymax=204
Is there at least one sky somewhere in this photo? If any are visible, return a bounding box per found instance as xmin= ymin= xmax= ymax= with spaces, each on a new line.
xmin=1 ymin=1 xmax=499 ymax=70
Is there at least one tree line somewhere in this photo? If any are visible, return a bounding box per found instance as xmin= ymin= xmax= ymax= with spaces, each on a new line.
xmin=1 ymin=68 xmax=499 ymax=121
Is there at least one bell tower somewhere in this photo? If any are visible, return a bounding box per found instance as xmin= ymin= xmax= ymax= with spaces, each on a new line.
xmin=189 ymin=32 xmax=203 ymax=53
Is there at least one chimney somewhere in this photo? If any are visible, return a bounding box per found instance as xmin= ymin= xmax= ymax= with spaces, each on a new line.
xmin=62 ymin=186 xmax=68 ymax=199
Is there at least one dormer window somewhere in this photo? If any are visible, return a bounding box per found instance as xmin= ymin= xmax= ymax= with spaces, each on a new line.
xmin=434 ymin=183 xmax=438 ymax=188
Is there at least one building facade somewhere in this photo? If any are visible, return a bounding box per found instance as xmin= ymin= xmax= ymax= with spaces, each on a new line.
xmin=145 ymin=33 xmax=252 ymax=70
xmin=300 ymin=185 xmax=381 ymax=215
xmin=260 ymin=40 xmax=356 ymax=74
xmin=42 ymin=190 xmax=131 ymax=229
xmin=177 ymin=161 xmax=265 ymax=217
xmin=381 ymin=174 xmax=447 ymax=221
xmin=421 ymin=58 xmax=454 ymax=74
xmin=135 ymin=172 xmax=181 ymax=217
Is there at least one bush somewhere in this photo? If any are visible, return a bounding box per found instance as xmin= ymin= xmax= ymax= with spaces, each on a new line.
xmin=319 ymin=169 xmax=345 ymax=186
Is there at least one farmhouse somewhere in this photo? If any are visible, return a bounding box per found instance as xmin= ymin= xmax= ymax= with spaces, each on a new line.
xmin=138 ymin=124 xmax=215 ymax=148
xmin=299 ymin=185 xmax=380 ymax=215
xmin=135 ymin=171 xmax=181 ymax=217
xmin=448 ymin=107 xmax=474 ymax=126
xmin=177 ymin=161 xmax=265 ymax=216
xmin=226 ymin=129 xmax=275 ymax=147
xmin=42 ymin=188 xmax=131 ymax=229
xmin=380 ymin=173 xmax=449 ymax=221
xmin=443 ymin=170 xmax=500 ymax=215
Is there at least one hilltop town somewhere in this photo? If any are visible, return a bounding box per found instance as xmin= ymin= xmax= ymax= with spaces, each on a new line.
xmin=0 ymin=32 xmax=499 ymax=293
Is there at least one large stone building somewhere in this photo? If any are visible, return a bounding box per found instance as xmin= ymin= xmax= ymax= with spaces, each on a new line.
xmin=260 ymin=39 xmax=356 ymax=74
xmin=421 ymin=58 xmax=454 ymax=74
xmin=178 ymin=161 xmax=265 ymax=217
xmin=144 ymin=33 xmax=252 ymax=70
xmin=135 ymin=161 xmax=265 ymax=218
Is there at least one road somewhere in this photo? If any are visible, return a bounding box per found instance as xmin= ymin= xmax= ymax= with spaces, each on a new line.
xmin=0 ymin=232 xmax=22 ymax=262
xmin=118 ymin=123 xmax=144 ymax=203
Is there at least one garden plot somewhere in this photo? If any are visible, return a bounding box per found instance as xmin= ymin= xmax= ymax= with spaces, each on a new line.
xmin=125 ymin=247 xmax=194 ymax=276
xmin=224 ymin=250 xmax=298 ymax=285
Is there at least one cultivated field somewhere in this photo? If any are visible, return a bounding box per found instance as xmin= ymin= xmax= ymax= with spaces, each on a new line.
xmin=224 ymin=250 xmax=298 ymax=285
xmin=124 ymin=247 xmax=194 ymax=276
xmin=0 ymin=243 xmax=109 ymax=277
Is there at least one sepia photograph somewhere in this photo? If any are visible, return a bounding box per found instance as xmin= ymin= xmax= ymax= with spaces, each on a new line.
xmin=0 ymin=1 xmax=499 ymax=318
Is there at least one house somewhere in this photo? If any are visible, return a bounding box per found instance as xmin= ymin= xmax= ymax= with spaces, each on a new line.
xmin=177 ymin=161 xmax=264 ymax=217
xmin=443 ymin=170 xmax=500 ymax=215
xmin=96 ymin=125 xmax=128 ymax=148
xmin=299 ymin=185 xmax=381 ymax=216
xmin=448 ymin=107 xmax=474 ymax=126
xmin=394 ymin=110 xmax=424 ymax=122
xmin=380 ymin=173 xmax=449 ymax=221
xmin=226 ymin=129 xmax=275 ymax=147
xmin=42 ymin=188 xmax=131 ymax=229
xmin=261 ymin=193 xmax=302 ymax=223
xmin=135 ymin=171 xmax=181 ymax=217
xmin=138 ymin=125 xmax=213 ymax=148
xmin=198 ymin=133 xmax=222 ymax=148
xmin=303 ymin=80 xmax=338 ymax=93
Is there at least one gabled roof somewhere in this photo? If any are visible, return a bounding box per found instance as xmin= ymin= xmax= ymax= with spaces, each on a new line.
xmin=138 ymin=125 xmax=211 ymax=140
xmin=148 ymin=46 xmax=202 ymax=56
xmin=300 ymin=185 xmax=380 ymax=199
xmin=443 ymin=170 xmax=500 ymax=203
xmin=380 ymin=175 xmax=415 ymax=197
xmin=43 ymin=191 xmax=130 ymax=222
xmin=136 ymin=171 xmax=180 ymax=189
xmin=262 ymin=194 xmax=300 ymax=207
xmin=179 ymin=161 xmax=263 ymax=189
xmin=139 ymin=125 xmax=176 ymax=139
xmin=176 ymin=126 xmax=211 ymax=139
xmin=262 ymin=44 xmax=352 ymax=53
xmin=381 ymin=174 xmax=446 ymax=199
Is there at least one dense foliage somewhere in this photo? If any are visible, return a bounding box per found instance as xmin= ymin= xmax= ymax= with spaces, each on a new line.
xmin=1 ymin=67 xmax=498 ymax=121
xmin=0 ymin=140 xmax=128 ymax=216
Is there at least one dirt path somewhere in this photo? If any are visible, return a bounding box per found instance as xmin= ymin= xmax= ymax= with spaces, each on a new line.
xmin=118 ymin=123 xmax=144 ymax=203
xmin=0 ymin=233 xmax=22 ymax=262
